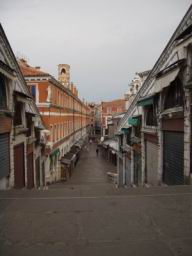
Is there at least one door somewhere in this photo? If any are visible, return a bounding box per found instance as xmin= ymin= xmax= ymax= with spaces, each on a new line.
xmin=27 ymin=152 xmax=34 ymax=189
xmin=133 ymin=151 xmax=141 ymax=185
xmin=163 ymin=131 xmax=184 ymax=185
xmin=35 ymin=157 xmax=40 ymax=187
xmin=14 ymin=143 xmax=25 ymax=188
xmin=0 ymin=133 xmax=10 ymax=180
xmin=146 ymin=141 xmax=158 ymax=185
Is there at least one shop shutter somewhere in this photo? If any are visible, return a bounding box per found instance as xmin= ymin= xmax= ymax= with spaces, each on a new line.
xmin=146 ymin=141 xmax=158 ymax=185
xmin=14 ymin=143 xmax=25 ymax=188
xmin=133 ymin=151 xmax=142 ymax=185
xmin=163 ymin=131 xmax=184 ymax=185
xmin=0 ymin=133 xmax=10 ymax=179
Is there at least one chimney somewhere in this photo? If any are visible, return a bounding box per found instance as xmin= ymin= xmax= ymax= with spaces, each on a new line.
xmin=35 ymin=66 xmax=41 ymax=70
xmin=74 ymin=86 xmax=78 ymax=97
xmin=70 ymin=82 xmax=74 ymax=93
xmin=20 ymin=58 xmax=27 ymax=64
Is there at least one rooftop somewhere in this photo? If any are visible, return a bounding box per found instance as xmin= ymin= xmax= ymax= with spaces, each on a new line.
xmin=18 ymin=58 xmax=49 ymax=77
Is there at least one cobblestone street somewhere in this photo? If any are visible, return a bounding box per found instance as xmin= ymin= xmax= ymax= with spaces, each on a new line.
xmin=0 ymin=145 xmax=192 ymax=256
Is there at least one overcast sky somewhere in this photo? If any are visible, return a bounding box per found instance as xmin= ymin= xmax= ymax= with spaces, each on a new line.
xmin=0 ymin=0 xmax=191 ymax=102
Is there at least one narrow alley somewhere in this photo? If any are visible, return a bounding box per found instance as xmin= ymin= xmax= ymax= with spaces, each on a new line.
xmin=53 ymin=143 xmax=115 ymax=187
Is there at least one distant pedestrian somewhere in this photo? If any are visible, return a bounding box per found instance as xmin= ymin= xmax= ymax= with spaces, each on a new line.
xmin=96 ymin=148 xmax=99 ymax=157
xmin=89 ymin=139 xmax=92 ymax=144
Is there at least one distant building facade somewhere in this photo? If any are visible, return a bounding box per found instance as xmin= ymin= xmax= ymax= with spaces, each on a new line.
xmin=125 ymin=70 xmax=150 ymax=110
xmin=101 ymin=99 xmax=126 ymax=136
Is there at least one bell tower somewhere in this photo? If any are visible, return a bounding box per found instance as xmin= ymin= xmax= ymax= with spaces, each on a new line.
xmin=58 ymin=64 xmax=70 ymax=88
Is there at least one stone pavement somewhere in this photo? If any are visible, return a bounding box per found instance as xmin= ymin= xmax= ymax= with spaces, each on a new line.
xmin=0 ymin=144 xmax=192 ymax=256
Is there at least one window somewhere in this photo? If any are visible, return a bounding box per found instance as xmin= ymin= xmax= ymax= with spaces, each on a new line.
xmin=146 ymin=105 xmax=157 ymax=126
xmin=117 ymin=107 xmax=122 ymax=113
xmin=50 ymin=125 xmax=53 ymax=142
xmin=134 ymin=126 xmax=141 ymax=138
xmin=126 ymin=129 xmax=132 ymax=145
xmin=54 ymin=124 xmax=57 ymax=141
xmin=30 ymin=85 xmax=36 ymax=101
xmin=163 ymin=78 xmax=184 ymax=110
xmin=57 ymin=124 xmax=60 ymax=140
xmin=14 ymin=101 xmax=23 ymax=126
xmin=61 ymin=68 xmax=66 ymax=74
xmin=26 ymin=113 xmax=33 ymax=137
xmin=107 ymin=107 xmax=111 ymax=114
xmin=0 ymin=75 xmax=7 ymax=109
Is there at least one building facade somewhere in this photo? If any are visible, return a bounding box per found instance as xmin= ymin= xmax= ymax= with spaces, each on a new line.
xmin=116 ymin=5 xmax=192 ymax=187
xmin=101 ymin=99 xmax=126 ymax=137
xmin=125 ymin=70 xmax=150 ymax=110
xmin=18 ymin=60 xmax=91 ymax=184
xmin=0 ymin=24 xmax=43 ymax=189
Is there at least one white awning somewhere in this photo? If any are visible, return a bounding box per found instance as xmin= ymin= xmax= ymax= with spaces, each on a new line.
xmin=103 ymin=139 xmax=118 ymax=151
xmin=154 ymin=67 xmax=180 ymax=93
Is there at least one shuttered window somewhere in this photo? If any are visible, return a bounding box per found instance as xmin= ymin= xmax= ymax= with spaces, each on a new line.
xmin=0 ymin=134 xmax=10 ymax=179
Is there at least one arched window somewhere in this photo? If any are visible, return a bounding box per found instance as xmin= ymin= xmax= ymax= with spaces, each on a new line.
xmin=0 ymin=75 xmax=7 ymax=109
xmin=61 ymin=68 xmax=66 ymax=74
xmin=163 ymin=78 xmax=184 ymax=110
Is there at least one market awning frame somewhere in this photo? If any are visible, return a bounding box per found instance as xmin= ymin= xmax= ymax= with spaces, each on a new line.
xmin=154 ymin=67 xmax=180 ymax=93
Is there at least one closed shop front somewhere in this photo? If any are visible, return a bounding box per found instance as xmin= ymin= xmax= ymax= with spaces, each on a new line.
xmin=0 ymin=133 xmax=10 ymax=180
xmin=27 ymin=152 xmax=34 ymax=189
xmin=133 ymin=151 xmax=142 ymax=185
xmin=146 ymin=141 xmax=158 ymax=185
xmin=14 ymin=143 xmax=25 ymax=188
xmin=163 ymin=131 xmax=184 ymax=185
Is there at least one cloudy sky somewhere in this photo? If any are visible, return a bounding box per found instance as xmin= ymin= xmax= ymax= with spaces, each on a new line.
xmin=0 ymin=0 xmax=191 ymax=102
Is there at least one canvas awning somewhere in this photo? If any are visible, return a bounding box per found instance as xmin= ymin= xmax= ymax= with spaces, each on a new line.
xmin=103 ymin=139 xmax=118 ymax=151
xmin=128 ymin=116 xmax=141 ymax=126
xmin=154 ymin=67 xmax=180 ymax=93
xmin=60 ymin=152 xmax=76 ymax=165
xmin=121 ymin=127 xmax=131 ymax=134
xmin=137 ymin=94 xmax=155 ymax=107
